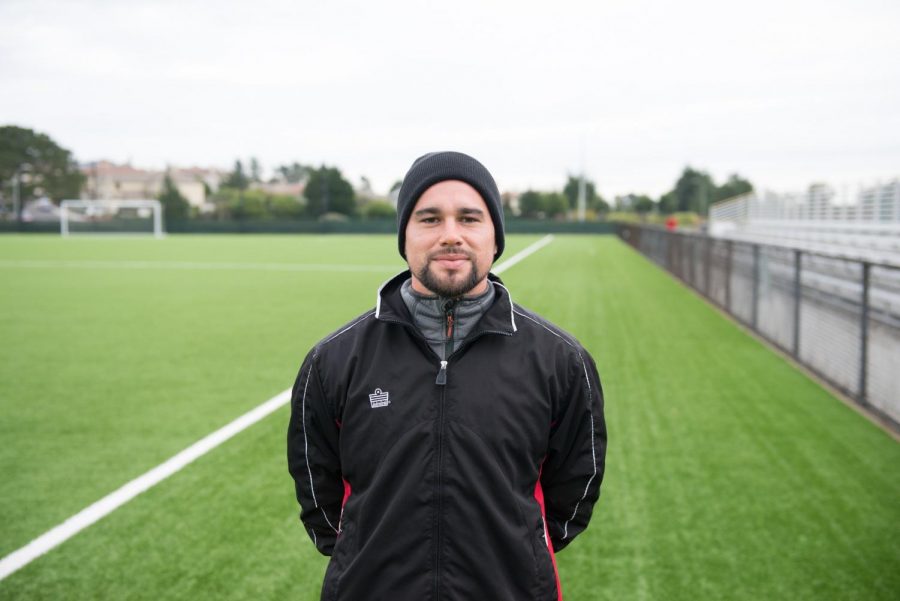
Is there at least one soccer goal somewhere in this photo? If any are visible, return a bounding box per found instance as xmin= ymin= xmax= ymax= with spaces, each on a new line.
xmin=60 ymin=199 xmax=164 ymax=238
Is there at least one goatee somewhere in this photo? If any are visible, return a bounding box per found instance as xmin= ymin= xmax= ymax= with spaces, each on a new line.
xmin=416 ymin=257 xmax=483 ymax=298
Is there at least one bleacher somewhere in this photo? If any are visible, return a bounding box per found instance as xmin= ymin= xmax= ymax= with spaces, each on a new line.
xmin=709 ymin=180 xmax=900 ymax=266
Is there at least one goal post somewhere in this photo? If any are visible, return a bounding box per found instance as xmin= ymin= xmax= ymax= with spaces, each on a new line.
xmin=60 ymin=199 xmax=164 ymax=238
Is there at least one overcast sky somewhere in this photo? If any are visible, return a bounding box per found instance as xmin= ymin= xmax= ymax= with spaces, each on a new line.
xmin=2 ymin=0 xmax=898 ymax=199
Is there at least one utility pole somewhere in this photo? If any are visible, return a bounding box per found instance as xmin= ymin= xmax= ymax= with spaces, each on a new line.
xmin=12 ymin=164 xmax=31 ymax=223
xmin=12 ymin=171 xmax=19 ymax=222
xmin=577 ymin=136 xmax=586 ymax=222
xmin=577 ymin=172 xmax=586 ymax=222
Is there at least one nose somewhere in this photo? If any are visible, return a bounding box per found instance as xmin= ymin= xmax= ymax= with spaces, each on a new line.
xmin=437 ymin=218 xmax=464 ymax=247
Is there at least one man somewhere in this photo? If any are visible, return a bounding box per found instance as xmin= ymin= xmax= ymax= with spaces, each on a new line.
xmin=288 ymin=151 xmax=606 ymax=601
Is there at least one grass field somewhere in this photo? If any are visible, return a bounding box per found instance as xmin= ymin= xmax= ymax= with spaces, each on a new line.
xmin=1 ymin=233 xmax=898 ymax=600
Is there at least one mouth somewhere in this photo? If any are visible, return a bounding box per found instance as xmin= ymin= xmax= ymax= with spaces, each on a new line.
xmin=430 ymin=253 xmax=471 ymax=270
xmin=435 ymin=259 xmax=467 ymax=269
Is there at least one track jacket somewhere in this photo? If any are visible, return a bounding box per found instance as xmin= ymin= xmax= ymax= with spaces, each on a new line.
xmin=287 ymin=271 xmax=607 ymax=601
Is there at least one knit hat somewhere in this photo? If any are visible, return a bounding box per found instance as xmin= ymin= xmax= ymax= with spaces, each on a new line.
xmin=397 ymin=151 xmax=505 ymax=261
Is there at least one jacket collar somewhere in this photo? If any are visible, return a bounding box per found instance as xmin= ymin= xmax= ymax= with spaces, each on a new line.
xmin=375 ymin=270 xmax=518 ymax=335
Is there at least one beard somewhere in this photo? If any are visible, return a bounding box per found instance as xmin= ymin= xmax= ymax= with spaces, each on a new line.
xmin=415 ymin=250 xmax=484 ymax=298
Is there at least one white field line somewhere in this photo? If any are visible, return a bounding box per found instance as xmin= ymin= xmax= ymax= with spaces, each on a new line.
xmin=0 ymin=390 xmax=290 ymax=581
xmin=0 ymin=233 xmax=555 ymax=582
xmin=0 ymin=259 xmax=400 ymax=273
xmin=493 ymin=234 xmax=554 ymax=275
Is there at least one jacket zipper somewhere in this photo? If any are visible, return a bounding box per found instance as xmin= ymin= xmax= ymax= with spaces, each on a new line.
xmin=378 ymin=314 xmax=513 ymax=600
xmin=436 ymin=302 xmax=455 ymax=385
xmin=433 ymin=368 xmax=447 ymax=597
xmin=433 ymin=301 xmax=455 ymax=597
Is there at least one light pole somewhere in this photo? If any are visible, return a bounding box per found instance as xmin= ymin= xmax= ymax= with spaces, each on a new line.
xmin=12 ymin=163 xmax=32 ymax=223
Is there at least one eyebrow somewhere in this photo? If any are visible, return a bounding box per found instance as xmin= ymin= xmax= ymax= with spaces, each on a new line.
xmin=458 ymin=207 xmax=485 ymax=216
xmin=413 ymin=207 xmax=441 ymax=217
xmin=412 ymin=206 xmax=485 ymax=217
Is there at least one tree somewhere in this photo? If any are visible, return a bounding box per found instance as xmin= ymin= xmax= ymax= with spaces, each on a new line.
xmin=249 ymin=157 xmax=262 ymax=183
xmin=223 ymin=160 xmax=249 ymax=190
xmin=633 ymin=195 xmax=655 ymax=214
xmin=268 ymin=194 xmax=305 ymax=218
xmin=158 ymin=174 xmax=190 ymax=222
xmin=714 ymin=174 xmax=753 ymax=202
xmin=0 ymin=126 xmax=84 ymax=217
xmin=543 ymin=192 xmax=569 ymax=218
xmin=563 ymin=175 xmax=599 ymax=211
xmin=304 ymin=165 xmax=356 ymax=217
xmin=228 ymin=188 xmax=267 ymax=220
xmin=207 ymin=187 xmax=304 ymax=220
xmin=658 ymin=168 xmax=754 ymax=215
xmin=665 ymin=167 xmax=716 ymax=215
xmin=208 ymin=186 xmax=239 ymax=219
xmin=658 ymin=190 xmax=677 ymax=214
xmin=275 ymin=162 xmax=310 ymax=184
xmin=517 ymin=190 xmax=569 ymax=219
xmin=614 ymin=195 xmax=632 ymax=211
xmin=361 ymin=200 xmax=396 ymax=220
xmin=615 ymin=193 xmax=654 ymax=213
xmin=518 ymin=190 xmax=545 ymax=218
xmin=591 ymin=195 xmax=610 ymax=214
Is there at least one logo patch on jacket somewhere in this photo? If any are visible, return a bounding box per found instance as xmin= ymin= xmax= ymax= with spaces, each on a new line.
xmin=368 ymin=388 xmax=390 ymax=408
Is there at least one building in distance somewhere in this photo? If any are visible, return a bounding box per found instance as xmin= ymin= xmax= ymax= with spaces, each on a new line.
xmin=81 ymin=161 xmax=227 ymax=211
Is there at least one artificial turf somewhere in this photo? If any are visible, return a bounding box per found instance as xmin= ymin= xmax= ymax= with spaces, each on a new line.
xmin=0 ymin=234 xmax=897 ymax=600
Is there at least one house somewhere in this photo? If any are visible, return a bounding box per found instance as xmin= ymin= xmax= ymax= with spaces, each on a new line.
xmin=81 ymin=161 xmax=226 ymax=209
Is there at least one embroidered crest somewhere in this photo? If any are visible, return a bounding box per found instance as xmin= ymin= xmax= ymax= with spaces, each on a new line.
xmin=368 ymin=388 xmax=390 ymax=408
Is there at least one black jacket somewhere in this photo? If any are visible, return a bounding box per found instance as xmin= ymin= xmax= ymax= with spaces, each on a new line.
xmin=288 ymin=272 xmax=607 ymax=601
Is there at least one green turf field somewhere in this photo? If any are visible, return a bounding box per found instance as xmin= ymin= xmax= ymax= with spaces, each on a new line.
xmin=1 ymin=234 xmax=897 ymax=600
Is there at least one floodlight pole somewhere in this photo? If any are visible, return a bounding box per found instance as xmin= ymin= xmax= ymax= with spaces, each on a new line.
xmin=577 ymin=137 xmax=586 ymax=222
xmin=12 ymin=173 xmax=19 ymax=222
xmin=577 ymin=174 xmax=586 ymax=222
xmin=12 ymin=163 xmax=32 ymax=224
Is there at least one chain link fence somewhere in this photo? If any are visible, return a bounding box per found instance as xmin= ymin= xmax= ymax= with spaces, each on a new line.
xmin=619 ymin=224 xmax=900 ymax=431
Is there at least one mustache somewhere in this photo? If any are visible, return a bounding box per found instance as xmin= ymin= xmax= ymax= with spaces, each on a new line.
xmin=428 ymin=250 xmax=474 ymax=261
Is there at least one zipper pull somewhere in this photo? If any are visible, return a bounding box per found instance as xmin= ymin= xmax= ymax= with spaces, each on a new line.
xmin=435 ymin=360 xmax=448 ymax=385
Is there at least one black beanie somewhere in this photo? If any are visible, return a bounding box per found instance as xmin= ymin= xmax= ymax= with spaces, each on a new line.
xmin=397 ymin=151 xmax=505 ymax=261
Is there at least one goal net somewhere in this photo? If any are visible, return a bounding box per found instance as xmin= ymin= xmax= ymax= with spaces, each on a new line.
xmin=60 ymin=199 xmax=164 ymax=238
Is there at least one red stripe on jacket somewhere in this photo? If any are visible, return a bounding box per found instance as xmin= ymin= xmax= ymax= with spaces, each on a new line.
xmin=534 ymin=471 xmax=563 ymax=601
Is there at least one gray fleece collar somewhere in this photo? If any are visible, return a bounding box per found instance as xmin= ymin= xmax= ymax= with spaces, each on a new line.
xmin=399 ymin=278 xmax=496 ymax=359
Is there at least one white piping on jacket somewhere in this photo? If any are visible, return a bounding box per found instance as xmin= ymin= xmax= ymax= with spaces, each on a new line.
xmin=302 ymin=311 xmax=376 ymax=537
xmin=512 ymin=309 xmax=600 ymax=540
xmin=300 ymin=356 xmax=339 ymax=535
xmin=491 ymin=282 xmax=518 ymax=332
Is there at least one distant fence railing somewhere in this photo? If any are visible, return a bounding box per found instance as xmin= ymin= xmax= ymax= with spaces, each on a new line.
xmin=618 ymin=223 xmax=900 ymax=431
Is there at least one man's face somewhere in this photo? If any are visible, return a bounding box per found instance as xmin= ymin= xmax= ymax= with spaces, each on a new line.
xmin=405 ymin=180 xmax=496 ymax=298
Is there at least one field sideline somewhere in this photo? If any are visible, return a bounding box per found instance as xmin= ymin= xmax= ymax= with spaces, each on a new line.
xmin=1 ymin=234 xmax=898 ymax=600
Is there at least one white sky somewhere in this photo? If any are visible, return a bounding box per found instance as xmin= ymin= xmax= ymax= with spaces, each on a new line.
xmin=2 ymin=0 xmax=898 ymax=199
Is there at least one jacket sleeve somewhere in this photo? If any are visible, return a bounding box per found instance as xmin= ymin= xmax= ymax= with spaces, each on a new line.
xmin=287 ymin=348 xmax=344 ymax=556
xmin=540 ymin=347 xmax=607 ymax=552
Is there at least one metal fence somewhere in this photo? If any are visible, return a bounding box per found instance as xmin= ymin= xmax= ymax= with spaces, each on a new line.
xmin=619 ymin=224 xmax=900 ymax=431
